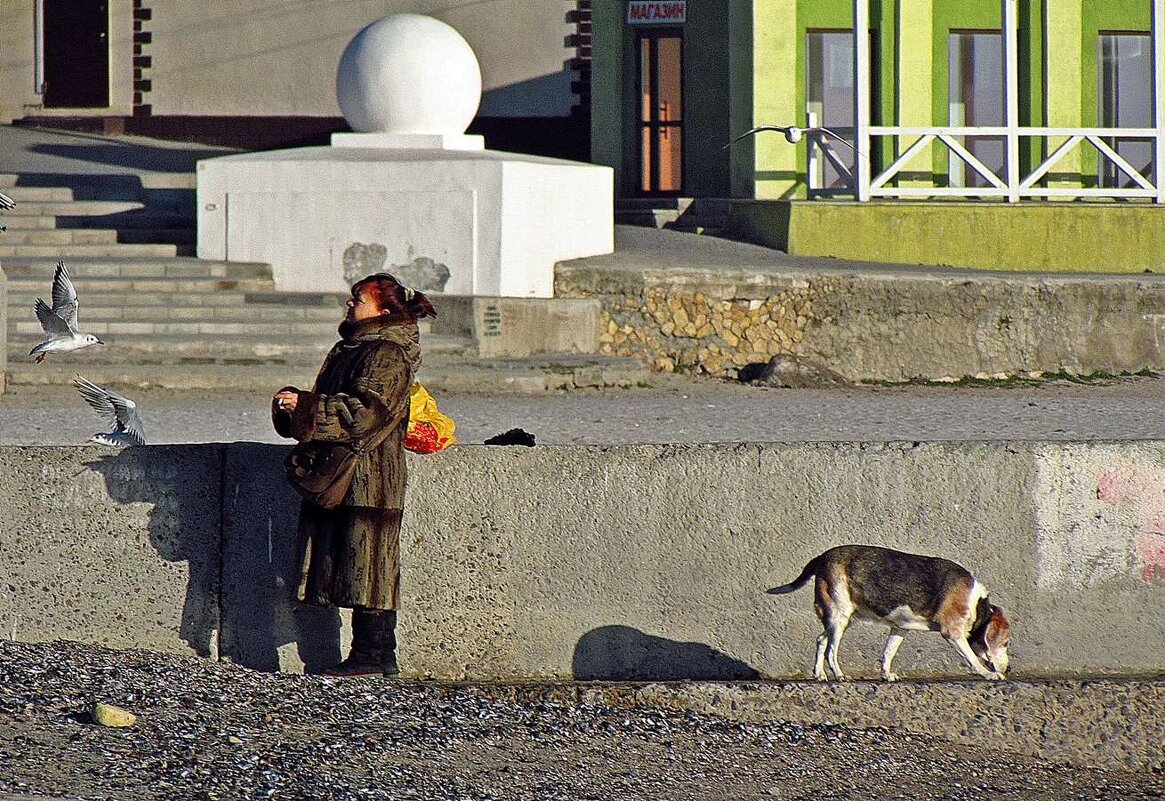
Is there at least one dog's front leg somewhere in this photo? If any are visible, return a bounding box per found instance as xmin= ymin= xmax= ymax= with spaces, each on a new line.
xmin=881 ymin=629 xmax=906 ymax=681
xmin=950 ymin=636 xmax=1004 ymax=680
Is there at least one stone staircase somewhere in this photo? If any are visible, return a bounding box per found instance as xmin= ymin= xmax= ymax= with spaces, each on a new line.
xmin=0 ymin=173 xmax=196 ymax=258
xmin=4 ymin=257 xmax=347 ymax=389
xmin=614 ymin=197 xmax=730 ymax=236
xmin=0 ymin=170 xmax=653 ymax=392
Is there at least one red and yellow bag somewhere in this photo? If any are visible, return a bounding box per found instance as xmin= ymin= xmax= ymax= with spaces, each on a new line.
xmin=405 ymin=382 xmax=457 ymax=453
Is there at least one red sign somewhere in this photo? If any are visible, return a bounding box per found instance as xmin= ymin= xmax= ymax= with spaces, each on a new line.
xmin=626 ymin=1 xmax=686 ymax=25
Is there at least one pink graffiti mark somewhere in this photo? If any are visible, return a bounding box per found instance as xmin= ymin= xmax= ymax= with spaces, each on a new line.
xmin=1097 ymin=467 xmax=1165 ymax=582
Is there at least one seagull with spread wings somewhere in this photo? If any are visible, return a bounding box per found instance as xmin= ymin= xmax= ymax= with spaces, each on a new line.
xmin=71 ymin=375 xmax=147 ymax=447
xmin=0 ymin=189 xmax=13 ymax=231
xmin=30 ymin=260 xmax=103 ymax=363
xmin=725 ymin=124 xmax=858 ymax=151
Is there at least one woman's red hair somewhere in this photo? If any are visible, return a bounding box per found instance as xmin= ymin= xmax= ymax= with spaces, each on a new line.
xmin=352 ymin=273 xmax=437 ymax=319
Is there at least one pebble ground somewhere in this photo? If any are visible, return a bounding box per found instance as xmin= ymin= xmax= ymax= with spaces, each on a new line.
xmin=1 ymin=641 xmax=1162 ymax=801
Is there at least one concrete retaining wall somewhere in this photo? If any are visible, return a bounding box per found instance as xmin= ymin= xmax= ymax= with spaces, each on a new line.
xmin=0 ymin=264 xmax=6 ymax=393
xmin=556 ymin=260 xmax=1165 ymax=382
xmin=2 ymin=443 xmax=1164 ymax=680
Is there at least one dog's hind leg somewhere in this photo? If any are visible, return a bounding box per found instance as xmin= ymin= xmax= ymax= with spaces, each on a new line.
xmin=815 ymin=576 xmax=853 ymax=681
xmin=823 ymin=614 xmax=851 ymax=681
xmin=881 ymin=629 xmax=906 ymax=682
xmin=813 ymin=632 xmax=829 ymax=681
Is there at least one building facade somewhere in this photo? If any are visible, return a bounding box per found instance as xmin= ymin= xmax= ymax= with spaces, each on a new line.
xmin=0 ymin=0 xmax=591 ymax=156
xmin=592 ymin=0 xmax=1162 ymax=201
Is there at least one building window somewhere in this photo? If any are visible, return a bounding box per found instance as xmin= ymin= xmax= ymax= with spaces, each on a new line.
xmin=948 ymin=31 xmax=1003 ymax=188
xmin=806 ymin=30 xmax=855 ymax=189
xmin=1099 ymin=33 xmax=1153 ymax=188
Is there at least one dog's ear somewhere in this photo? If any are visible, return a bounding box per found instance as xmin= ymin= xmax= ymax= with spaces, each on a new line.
xmin=985 ymin=606 xmax=1011 ymax=645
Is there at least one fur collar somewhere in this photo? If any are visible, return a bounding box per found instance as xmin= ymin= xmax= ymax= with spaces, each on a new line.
xmin=337 ymin=314 xmax=421 ymax=372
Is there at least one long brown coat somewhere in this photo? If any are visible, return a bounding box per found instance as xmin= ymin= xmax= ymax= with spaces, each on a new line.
xmin=273 ymin=314 xmax=420 ymax=610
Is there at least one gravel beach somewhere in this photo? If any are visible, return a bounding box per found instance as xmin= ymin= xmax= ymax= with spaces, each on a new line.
xmin=1 ymin=641 xmax=1162 ymax=801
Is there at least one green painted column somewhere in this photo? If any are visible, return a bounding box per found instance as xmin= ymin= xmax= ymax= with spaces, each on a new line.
xmin=1045 ymin=0 xmax=1083 ymax=186
xmin=753 ymin=0 xmax=799 ymax=198
xmin=897 ymin=0 xmax=934 ymax=184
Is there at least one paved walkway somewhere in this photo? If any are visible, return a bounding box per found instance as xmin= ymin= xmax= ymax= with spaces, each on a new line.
xmin=1 ymin=373 xmax=1162 ymax=446
xmin=0 ymin=123 xmax=234 ymax=176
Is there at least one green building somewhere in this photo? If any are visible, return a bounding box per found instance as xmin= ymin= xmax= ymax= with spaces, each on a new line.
xmin=590 ymin=0 xmax=1165 ymax=270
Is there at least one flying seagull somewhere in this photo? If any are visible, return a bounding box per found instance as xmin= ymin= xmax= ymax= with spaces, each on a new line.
xmin=30 ymin=260 xmax=103 ymax=362
xmin=725 ymin=124 xmax=858 ymax=151
xmin=71 ymin=375 xmax=147 ymax=447
xmin=0 ymin=189 xmax=12 ymax=231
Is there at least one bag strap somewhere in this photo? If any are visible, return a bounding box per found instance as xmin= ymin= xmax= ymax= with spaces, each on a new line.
xmin=350 ymin=371 xmax=414 ymax=455
xmin=351 ymin=414 xmax=399 ymax=455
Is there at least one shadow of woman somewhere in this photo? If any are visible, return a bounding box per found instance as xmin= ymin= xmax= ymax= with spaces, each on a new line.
xmin=84 ymin=445 xmax=341 ymax=672
xmin=572 ymin=625 xmax=761 ymax=681
xmin=219 ymin=443 xmax=341 ymax=673
xmin=84 ymin=447 xmax=222 ymax=658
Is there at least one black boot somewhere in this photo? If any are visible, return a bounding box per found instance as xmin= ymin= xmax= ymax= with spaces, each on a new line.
xmin=321 ymin=609 xmax=398 ymax=677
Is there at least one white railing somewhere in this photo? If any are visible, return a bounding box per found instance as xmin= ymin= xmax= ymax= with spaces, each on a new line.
xmin=823 ymin=0 xmax=1165 ymax=203
xmin=807 ymin=125 xmax=1160 ymax=201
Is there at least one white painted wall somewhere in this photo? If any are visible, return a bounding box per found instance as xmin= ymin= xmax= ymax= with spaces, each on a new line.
xmin=197 ymin=147 xmax=612 ymax=297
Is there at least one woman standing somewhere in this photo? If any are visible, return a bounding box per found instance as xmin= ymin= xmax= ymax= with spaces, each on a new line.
xmin=272 ymin=273 xmax=436 ymax=677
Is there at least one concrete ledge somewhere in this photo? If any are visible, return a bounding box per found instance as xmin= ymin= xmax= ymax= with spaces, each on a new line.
xmin=494 ymin=680 xmax=1165 ymax=770
xmin=728 ymin=200 xmax=1165 ymax=274
xmin=557 ymin=251 xmax=1165 ymax=381
xmin=0 ymin=264 xmax=6 ymax=393
xmin=2 ymin=443 xmax=1164 ymax=682
xmin=429 ymin=295 xmax=601 ymax=358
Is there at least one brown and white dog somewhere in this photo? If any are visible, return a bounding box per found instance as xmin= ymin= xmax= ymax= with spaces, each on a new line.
xmin=767 ymin=545 xmax=1011 ymax=681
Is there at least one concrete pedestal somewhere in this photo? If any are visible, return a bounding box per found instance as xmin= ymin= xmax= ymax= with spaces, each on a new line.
xmin=196 ymin=145 xmax=613 ymax=297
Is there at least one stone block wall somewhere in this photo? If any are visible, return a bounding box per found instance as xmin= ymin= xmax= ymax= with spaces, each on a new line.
xmin=557 ymin=263 xmax=1165 ymax=382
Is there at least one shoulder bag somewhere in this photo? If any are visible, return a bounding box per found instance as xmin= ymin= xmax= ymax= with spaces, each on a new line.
xmin=284 ymin=422 xmax=396 ymax=509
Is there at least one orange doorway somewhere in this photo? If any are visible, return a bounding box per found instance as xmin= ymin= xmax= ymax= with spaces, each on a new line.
xmin=637 ymin=29 xmax=683 ymax=195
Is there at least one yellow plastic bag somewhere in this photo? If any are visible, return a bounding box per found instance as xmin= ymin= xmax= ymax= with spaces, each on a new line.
xmin=405 ymin=381 xmax=457 ymax=453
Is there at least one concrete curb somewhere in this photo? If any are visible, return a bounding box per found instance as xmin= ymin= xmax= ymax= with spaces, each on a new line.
xmin=472 ymin=679 xmax=1165 ymax=770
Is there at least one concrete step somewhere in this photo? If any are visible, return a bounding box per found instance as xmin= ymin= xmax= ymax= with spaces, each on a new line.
xmin=615 ymin=209 xmax=680 ymax=228
xmin=114 ymin=227 xmax=196 ymax=245
xmin=0 ymin=172 xmax=198 ymax=190
xmin=0 ymin=227 xmax=194 ymax=248
xmin=8 ymin=335 xmax=346 ymax=363
xmin=11 ymin=319 xmax=346 ymax=337
xmin=0 ymin=229 xmax=119 ymax=245
xmin=3 ymin=351 xmax=653 ymax=392
xmin=7 ymin=303 xmax=342 ymax=323
xmin=7 ymin=331 xmax=470 ymax=361
xmin=1 ymin=200 xmax=146 ymax=216
xmin=615 ymin=198 xmax=729 ymax=231
xmin=6 ymin=293 xmax=261 ymax=311
xmin=0 ymin=216 xmax=57 ymax=229
xmin=0 ymin=186 xmax=74 ymax=202
xmin=3 ymin=275 xmax=275 ymax=294
xmin=8 ymin=212 xmax=192 ymax=230
xmin=0 ymin=256 xmax=271 ymax=279
xmin=616 ymin=197 xmax=695 ymax=212
xmin=0 ymin=242 xmax=180 ymax=257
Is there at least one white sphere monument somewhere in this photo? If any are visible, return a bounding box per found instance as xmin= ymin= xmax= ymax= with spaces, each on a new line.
xmin=196 ymin=13 xmax=613 ymax=297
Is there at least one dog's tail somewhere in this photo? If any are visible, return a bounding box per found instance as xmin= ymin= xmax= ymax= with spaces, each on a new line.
xmin=765 ymin=555 xmax=822 ymax=595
